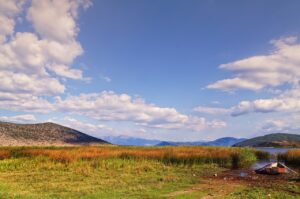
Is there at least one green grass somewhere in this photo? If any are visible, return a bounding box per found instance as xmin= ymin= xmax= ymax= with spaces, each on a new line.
xmin=0 ymin=156 xmax=222 ymax=199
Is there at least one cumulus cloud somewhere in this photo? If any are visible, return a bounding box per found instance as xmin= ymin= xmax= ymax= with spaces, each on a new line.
xmin=260 ymin=115 xmax=300 ymax=134
xmin=49 ymin=116 xmax=113 ymax=134
xmin=0 ymin=114 xmax=36 ymax=123
xmin=207 ymin=36 xmax=300 ymax=91
xmin=0 ymin=92 xmax=54 ymax=113
xmin=231 ymin=87 xmax=300 ymax=116
xmin=27 ymin=0 xmax=91 ymax=42
xmin=0 ymin=0 xmax=89 ymax=101
xmin=0 ymin=0 xmax=24 ymax=43
xmin=55 ymin=91 xmax=226 ymax=131
xmin=193 ymin=106 xmax=230 ymax=114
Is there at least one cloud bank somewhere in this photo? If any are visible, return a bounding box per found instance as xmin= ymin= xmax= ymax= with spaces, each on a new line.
xmin=208 ymin=37 xmax=300 ymax=91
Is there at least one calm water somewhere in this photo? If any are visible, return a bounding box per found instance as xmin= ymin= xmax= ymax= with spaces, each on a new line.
xmin=254 ymin=147 xmax=295 ymax=155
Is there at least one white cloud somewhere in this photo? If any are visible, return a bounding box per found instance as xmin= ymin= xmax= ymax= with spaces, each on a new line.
xmin=55 ymin=91 xmax=226 ymax=131
xmin=48 ymin=64 xmax=83 ymax=80
xmin=0 ymin=0 xmax=90 ymax=113
xmin=260 ymin=115 xmax=300 ymax=134
xmin=101 ymin=75 xmax=112 ymax=82
xmin=231 ymin=87 xmax=300 ymax=116
xmin=208 ymin=36 xmax=300 ymax=91
xmin=0 ymin=92 xmax=54 ymax=113
xmin=193 ymin=106 xmax=230 ymax=114
xmin=27 ymin=0 xmax=91 ymax=42
xmin=0 ymin=114 xmax=36 ymax=123
xmin=0 ymin=70 xmax=65 ymax=95
xmin=49 ymin=116 xmax=113 ymax=133
xmin=0 ymin=0 xmax=24 ymax=43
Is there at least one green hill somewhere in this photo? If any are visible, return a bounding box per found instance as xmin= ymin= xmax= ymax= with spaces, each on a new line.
xmin=0 ymin=121 xmax=109 ymax=146
xmin=233 ymin=133 xmax=300 ymax=147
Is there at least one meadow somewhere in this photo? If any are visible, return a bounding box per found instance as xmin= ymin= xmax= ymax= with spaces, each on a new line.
xmin=0 ymin=146 xmax=298 ymax=198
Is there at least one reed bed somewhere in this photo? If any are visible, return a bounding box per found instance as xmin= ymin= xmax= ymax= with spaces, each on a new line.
xmin=16 ymin=146 xmax=257 ymax=168
xmin=278 ymin=149 xmax=300 ymax=167
xmin=0 ymin=150 xmax=11 ymax=159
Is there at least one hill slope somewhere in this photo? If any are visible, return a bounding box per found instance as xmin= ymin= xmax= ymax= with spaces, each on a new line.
xmin=233 ymin=133 xmax=300 ymax=147
xmin=0 ymin=121 xmax=109 ymax=146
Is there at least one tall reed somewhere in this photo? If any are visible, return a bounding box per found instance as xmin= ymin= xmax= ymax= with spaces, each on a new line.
xmin=278 ymin=149 xmax=300 ymax=167
xmin=17 ymin=146 xmax=257 ymax=168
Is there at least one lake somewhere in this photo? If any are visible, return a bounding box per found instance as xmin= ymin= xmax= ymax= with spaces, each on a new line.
xmin=254 ymin=147 xmax=296 ymax=155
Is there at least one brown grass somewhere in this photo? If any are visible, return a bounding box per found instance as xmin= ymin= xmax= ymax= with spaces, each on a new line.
xmin=17 ymin=146 xmax=256 ymax=168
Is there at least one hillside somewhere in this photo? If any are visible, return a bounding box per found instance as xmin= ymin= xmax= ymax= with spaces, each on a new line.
xmin=0 ymin=121 xmax=109 ymax=146
xmin=233 ymin=133 xmax=300 ymax=147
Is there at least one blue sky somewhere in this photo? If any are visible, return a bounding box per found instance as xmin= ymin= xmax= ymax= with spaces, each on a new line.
xmin=0 ymin=0 xmax=300 ymax=141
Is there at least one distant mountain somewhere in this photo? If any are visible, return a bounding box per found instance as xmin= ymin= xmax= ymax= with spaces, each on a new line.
xmin=156 ymin=141 xmax=177 ymax=146
xmin=102 ymin=135 xmax=161 ymax=146
xmin=0 ymin=121 xmax=109 ymax=146
xmin=203 ymin=137 xmax=247 ymax=146
xmin=155 ymin=137 xmax=245 ymax=147
xmin=233 ymin=133 xmax=300 ymax=147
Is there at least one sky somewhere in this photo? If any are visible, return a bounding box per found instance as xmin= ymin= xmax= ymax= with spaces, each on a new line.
xmin=0 ymin=0 xmax=300 ymax=141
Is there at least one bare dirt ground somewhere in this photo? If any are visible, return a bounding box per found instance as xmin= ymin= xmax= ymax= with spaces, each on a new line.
xmin=167 ymin=168 xmax=300 ymax=198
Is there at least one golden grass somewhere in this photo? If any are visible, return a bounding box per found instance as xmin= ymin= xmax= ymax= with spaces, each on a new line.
xmin=18 ymin=146 xmax=257 ymax=168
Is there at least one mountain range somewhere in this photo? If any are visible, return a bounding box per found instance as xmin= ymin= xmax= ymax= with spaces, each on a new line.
xmin=155 ymin=137 xmax=246 ymax=147
xmin=102 ymin=135 xmax=246 ymax=147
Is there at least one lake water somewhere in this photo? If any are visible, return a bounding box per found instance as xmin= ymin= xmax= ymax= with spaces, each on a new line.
xmin=254 ymin=147 xmax=294 ymax=155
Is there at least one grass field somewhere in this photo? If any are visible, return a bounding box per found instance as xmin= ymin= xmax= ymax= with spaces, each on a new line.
xmin=0 ymin=146 xmax=298 ymax=198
